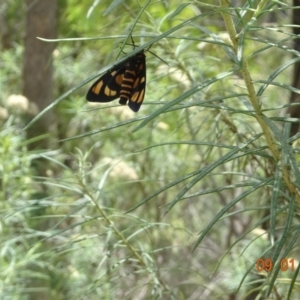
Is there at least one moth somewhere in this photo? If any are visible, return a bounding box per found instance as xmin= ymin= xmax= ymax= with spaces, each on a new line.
xmin=86 ymin=50 xmax=146 ymax=112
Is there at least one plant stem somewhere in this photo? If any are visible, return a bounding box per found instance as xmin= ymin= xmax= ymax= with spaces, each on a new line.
xmin=219 ymin=0 xmax=300 ymax=202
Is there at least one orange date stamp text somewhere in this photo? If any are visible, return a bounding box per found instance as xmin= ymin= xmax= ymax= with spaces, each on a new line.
xmin=256 ymin=258 xmax=295 ymax=272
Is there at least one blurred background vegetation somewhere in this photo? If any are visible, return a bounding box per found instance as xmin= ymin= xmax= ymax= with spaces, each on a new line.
xmin=1 ymin=0 xmax=300 ymax=299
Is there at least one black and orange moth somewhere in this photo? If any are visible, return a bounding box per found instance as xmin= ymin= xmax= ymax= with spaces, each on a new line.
xmin=86 ymin=50 xmax=146 ymax=112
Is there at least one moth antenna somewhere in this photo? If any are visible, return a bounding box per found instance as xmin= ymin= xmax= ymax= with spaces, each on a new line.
xmin=146 ymin=48 xmax=169 ymax=66
xmin=124 ymin=36 xmax=169 ymax=66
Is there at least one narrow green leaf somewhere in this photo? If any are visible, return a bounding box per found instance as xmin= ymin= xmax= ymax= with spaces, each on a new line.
xmin=167 ymin=3 xmax=192 ymax=20
xmin=193 ymin=177 xmax=274 ymax=251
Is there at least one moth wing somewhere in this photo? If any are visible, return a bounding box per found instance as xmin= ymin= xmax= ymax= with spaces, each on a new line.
xmin=86 ymin=65 xmax=126 ymax=102
xmin=128 ymin=54 xmax=146 ymax=112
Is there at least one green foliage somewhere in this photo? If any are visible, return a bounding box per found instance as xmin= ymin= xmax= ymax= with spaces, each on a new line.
xmin=1 ymin=0 xmax=300 ymax=299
